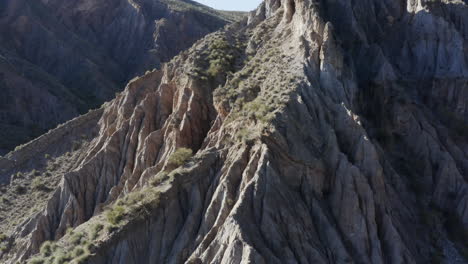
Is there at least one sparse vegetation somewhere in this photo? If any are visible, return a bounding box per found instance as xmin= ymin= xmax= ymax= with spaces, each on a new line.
xmin=106 ymin=205 xmax=126 ymax=226
xmin=236 ymin=128 xmax=256 ymax=142
xmin=168 ymin=148 xmax=193 ymax=167
xmin=14 ymin=184 xmax=27 ymax=194
xmin=161 ymin=0 xmax=245 ymax=23
xmin=72 ymin=246 xmax=85 ymax=258
xmin=29 ymin=235 xmax=93 ymax=264
xmin=70 ymin=231 xmax=86 ymax=246
xmin=40 ymin=241 xmax=56 ymax=257
xmin=206 ymin=37 xmax=234 ymax=78
xmin=0 ymin=197 xmax=9 ymax=204
xmin=31 ymin=177 xmax=49 ymax=192
xmin=150 ymin=171 xmax=170 ymax=187
xmin=90 ymin=223 xmax=104 ymax=240
xmin=28 ymin=258 xmax=44 ymax=264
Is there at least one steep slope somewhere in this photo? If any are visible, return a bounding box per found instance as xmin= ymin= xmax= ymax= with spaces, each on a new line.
xmin=0 ymin=0 xmax=244 ymax=154
xmin=0 ymin=0 xmax=468 ymax=263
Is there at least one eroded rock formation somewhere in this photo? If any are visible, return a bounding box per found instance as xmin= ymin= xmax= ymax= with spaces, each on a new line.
xmin=0 ymin=0 xmax=467 ymax=263
xmin=0 ymin=0 xmax=240 ymax=154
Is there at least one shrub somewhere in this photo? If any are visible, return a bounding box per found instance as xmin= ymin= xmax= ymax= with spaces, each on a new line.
xmin=204 ymin=36 xmax=236 ymax=79
xmin=168 ymin=148 xmax=193 ymax=167
xmin=28 ymin=257 xmax=45 ymax=264
xmin=72 ymin=246 xmax=85 ymax=258
xmin=40 ymin=241 xmax=55 ymax=257
xmin=90 ymin=223 xmax=104 ymax=240
xmin=66 ymin=227 xmax=74 ymax=235
xmin=0 ymin=197 xmax=9 ymax=204
xmin=70 ymin=232 xmax=86 ymax=246
xmin=150 ymin=171 xmax=169 ymax=187
xmin=32 ymin=169 xmax=40 ymax=176
xmin=106 ymin=205 xmax=126 ymax=226
xmin=44 ymin=154 xmax=50 ymax=159
xmin=236 ymin=128 xmax=255 ymax=142
xmin=31 ymin=177 xmax=48 ymax=192
xmin=14 ymin=185 xmax=27 ymax=194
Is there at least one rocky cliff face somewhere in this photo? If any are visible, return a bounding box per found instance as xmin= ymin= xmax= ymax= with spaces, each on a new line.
xmin=0 ymin=0 xmax=467 ymax=263
xmin=0 ymin=0 xmax=240 ymax=154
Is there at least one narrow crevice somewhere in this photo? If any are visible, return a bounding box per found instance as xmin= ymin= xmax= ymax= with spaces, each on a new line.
xmin=284 ymin=0 xmax=296 ymax=22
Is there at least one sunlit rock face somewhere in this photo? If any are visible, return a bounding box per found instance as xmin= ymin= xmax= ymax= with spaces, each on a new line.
xmin=0 ymin=0 xmax=467 ymax=263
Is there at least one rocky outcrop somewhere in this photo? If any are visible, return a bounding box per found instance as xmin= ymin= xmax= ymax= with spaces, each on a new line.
xmin=0 ymin=0 xmax=242 ymax=154
xmin=0 ymin=0 xmax=467 ymax=263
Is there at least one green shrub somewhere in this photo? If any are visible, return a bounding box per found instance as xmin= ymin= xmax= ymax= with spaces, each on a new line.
xmin=236 ymin=128 xmax=255 ymax=142
xmin=168 ymin=148 xmax=193 ymax=167
xmin=39 ymin=241 xmax=55 ymax=257
xmin=70 ymin=232 xmax=86 ymax=246
xmin=90 ymin=223 xmax=104 ymax=240
xmin=0 ymin=233 xmax=6 ymax=242
xmin=28 ymin=257 xmax=45 ymax=264
xmin=204 ymin=36 xmax=236 ymax=79
xmin=32 ymin=177 xmax=48 ymax=192
xmin=150 ymin=171 xmax=170 ymax=187
xmin=44 ymin=154 xmax=50 ymax=159
xmin=106 ymin=205 xmax=126 ymax=226
xmin=66 ymin=227 xmax=74 ymax=235
xmin=72 ymin=246 xmax=85 ymax=258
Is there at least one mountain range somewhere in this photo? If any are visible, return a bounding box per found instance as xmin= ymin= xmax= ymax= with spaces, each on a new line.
xmin=0 ymin=0 xmax=243 ymax=154
xmin=0 ymin=0 xmax=467 ymax=263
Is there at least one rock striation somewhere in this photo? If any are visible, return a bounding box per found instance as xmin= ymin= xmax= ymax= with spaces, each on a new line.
xmin=0 ymin=0 xmax=467 ymax=263
xmin=0 ymin=0 xmax=242 ymax=154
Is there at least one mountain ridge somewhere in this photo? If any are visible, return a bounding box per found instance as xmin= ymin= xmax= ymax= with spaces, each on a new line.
xmin=0 ymin=0 xmax=467 ymax=263
xmin=0 ymin=0 xmax=245 ymax=154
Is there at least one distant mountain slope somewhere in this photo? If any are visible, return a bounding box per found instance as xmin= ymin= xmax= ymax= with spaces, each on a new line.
xmin=0 ymin=0 xmax=244 ymax=154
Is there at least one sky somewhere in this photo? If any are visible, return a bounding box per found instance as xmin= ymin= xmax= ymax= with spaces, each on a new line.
xmin=194 ymin=0 xmax=263 ymax=11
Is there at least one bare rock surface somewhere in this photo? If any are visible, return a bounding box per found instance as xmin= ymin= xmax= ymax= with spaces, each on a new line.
xmin=0 ymin=0 xmax=467 ymax=263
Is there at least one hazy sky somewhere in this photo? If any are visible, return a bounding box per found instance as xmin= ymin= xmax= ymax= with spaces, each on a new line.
xmin=194 ymin=0 xmax=263 ymax=11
